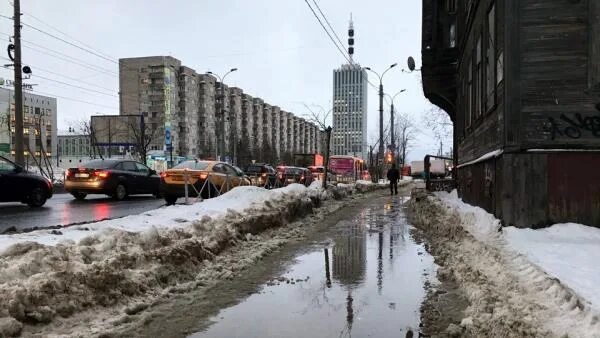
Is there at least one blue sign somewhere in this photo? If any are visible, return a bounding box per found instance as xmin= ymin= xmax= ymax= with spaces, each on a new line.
xmin=165 ymin=128 xmax=172 ymax=145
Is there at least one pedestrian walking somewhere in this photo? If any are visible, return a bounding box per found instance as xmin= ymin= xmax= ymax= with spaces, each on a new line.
xmin=387 ymin=163 xmax=400 ymax=195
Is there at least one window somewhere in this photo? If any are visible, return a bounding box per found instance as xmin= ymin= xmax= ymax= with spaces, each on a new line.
xmin=0 ymin=157 xmax=16 ymax=172
xmin=475 ymin=35 xmax=483 ymax=119
xmin=122 ymin=162 xmax=137 ymax=172
xmin=135 ymin=162 xmax=150 ymax=175
xmin=446 ymin=0 xmax=457 ymax=13
xmin=466 ymin=58 xmax=473 ymax=128
xmin=486 ymin=3 xmax=496 ymax=110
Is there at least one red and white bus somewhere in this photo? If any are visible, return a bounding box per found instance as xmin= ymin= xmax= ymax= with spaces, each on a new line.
xmin=328 ymin=155 xmax=367 ymax=182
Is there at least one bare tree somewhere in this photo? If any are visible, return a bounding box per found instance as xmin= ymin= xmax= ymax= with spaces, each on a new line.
xmin=128 ymin=116 xmax=157 ymax=165
xmin=395 ymin=112 xmax=418 ymax=171
xmin=422 ymin=106 xmax=453 ymax=155
xmin=303 ymin=103 xmax=332 ymax=189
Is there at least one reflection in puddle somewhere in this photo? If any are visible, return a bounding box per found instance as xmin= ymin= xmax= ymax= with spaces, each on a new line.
xmin=191 ymin=197 xmax=435 ymax=338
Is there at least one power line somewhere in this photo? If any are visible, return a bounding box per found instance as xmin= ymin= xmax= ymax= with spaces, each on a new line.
xmin=32 ymin=90 xmax=118 ymax=110
xmin=20 ymin=9 xmax=116 ymax=61
xmin=302 ymin=0 xmax=353 ymax=65
xmin=311 ymin=0 xmax=347 ymax=56
xmin=17 ymin=21 xmax=118 ymax=64
xmin=33 ymin=74 xmax=116 ymax=97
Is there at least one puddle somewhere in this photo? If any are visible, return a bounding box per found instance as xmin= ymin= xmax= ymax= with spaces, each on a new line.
xmin=190 ymin=197 xmax=436 ymax=338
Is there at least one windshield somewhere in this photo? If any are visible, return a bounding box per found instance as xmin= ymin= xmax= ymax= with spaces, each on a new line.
xmin=245 ymin=165 xmax=264 ymax=173
xmin=173 ymin=161 xmax=210 ymax=170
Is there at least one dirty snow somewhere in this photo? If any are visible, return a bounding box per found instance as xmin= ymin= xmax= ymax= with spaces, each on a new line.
xmin=433 ymin=190 xmax=600 ymax=336
xmin=0 ymin=184 xmax=309 ymax=253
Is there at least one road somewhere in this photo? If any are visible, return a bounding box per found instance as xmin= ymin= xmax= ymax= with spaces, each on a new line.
xmin=0 ymin=193 xmax=165 ymax=233
xmin=123 ymin=192 xmax=436 ymax=338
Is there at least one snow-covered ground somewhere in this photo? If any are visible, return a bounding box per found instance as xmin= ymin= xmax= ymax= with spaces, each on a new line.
xmin=0 ymin=180 xmax=387 ymax=335
xmin=433 ymin=190 xmax=600 ymax=336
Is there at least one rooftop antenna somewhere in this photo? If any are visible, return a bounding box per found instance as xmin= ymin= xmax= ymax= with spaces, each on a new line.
xmin=348 ymin=13 xmax=354 ymax=64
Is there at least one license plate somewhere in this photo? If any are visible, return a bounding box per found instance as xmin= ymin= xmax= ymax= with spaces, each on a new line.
xmin=75 ymin=173 xmax=89 ymax=178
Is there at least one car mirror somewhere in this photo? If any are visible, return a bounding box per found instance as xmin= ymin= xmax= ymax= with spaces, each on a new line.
xmin=149 ymin=169 xmax=157 ymax=176
xmin=14 ymin=165 xmax=23 ymax=173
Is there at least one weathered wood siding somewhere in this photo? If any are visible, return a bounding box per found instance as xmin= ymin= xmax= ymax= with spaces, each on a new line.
xmin=520 ymin=0 xmax=600 ymax=148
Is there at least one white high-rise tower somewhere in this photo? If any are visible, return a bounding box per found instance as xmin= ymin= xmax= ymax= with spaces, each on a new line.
xmin=332 ymin=15 xmax=368 ymax=159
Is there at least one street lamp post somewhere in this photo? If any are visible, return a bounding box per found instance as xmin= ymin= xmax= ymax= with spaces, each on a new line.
xmin=385 ymin=89 xmax=406 ymax=165
xmin=364 ymin=63 xmax=398 ymax=180
xmin=206 ymin=68 xmax=238 ymax=162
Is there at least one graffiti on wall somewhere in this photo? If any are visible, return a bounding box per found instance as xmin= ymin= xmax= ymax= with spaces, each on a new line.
xmin=545 ymin=113 xmax=600 ymax=140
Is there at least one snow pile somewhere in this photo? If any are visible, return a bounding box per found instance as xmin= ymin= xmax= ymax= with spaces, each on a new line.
xmin=412 ymin=190 xmax=600 ymax=337
xmin=504 ymin=223 xmax=600 ymax=312
xmin=0 ymin=181 xmax=384 ymax=333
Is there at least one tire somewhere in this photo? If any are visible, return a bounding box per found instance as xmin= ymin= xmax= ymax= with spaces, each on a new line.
xmin=153 ymin=191 xmax=162 ymax=199
xmin=71 ymin=192 xmax=87 ymax=201
xmin=164 ymin=195 xmax=177 ymax=205
xmin=27 ymin=187 xmax=47 ymax=207
xmin=113 ymin=184 xmax=127 ymax=201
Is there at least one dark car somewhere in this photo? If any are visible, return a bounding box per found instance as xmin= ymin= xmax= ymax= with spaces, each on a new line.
xmin=0 ymin=155 xmax=53 ymax=207
xmin=278 ymin=166 xmax=314 ymax=187
xmin=65 ymin=159 xmax=160 ymax=200
xmin=244 ymin=163 xmax=277 ymax=188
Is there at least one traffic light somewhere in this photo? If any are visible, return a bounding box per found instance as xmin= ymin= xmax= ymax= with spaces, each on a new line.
xmin=386 ymin=152 xmax=393 ymax=164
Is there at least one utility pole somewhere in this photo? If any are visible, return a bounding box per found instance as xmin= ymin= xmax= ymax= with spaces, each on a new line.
xmin=390 ymin=100 xmax=395 ymax=155
xmin=13 ymin=0 xmax=24 ymax=166
xmin=365 ymin=64 xmax=397 ymax=181
xmin=206 ymin=68 xmax=237 ymax=162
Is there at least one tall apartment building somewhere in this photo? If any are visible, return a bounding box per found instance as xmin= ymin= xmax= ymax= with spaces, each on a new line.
xmin=332 ymin=19 xmax=368 ymax=160
xmin=119 ymin=55 xmax=323 ymax=166
xmin=0 ymin=87 xmax=57 ymax=162
xmin=120 ymin=56 xmax=181 ymax=155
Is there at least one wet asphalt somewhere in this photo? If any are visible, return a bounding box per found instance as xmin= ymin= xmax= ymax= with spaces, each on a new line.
xmin=191 ymin=195 xmax=435 ymax=338
xmin=0 ymin=193 xmax=164 ymax=232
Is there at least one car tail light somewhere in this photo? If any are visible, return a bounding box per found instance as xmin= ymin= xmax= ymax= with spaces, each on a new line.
xmin=65 ymin=169 xmax=72 ymax=178
xmin=200 ymin=173 xmax=208 ymax=179
xmin=94 ymin=170 xmax=109 ymax=179
xmin=261 ymin=173 xmax=267 ymax=178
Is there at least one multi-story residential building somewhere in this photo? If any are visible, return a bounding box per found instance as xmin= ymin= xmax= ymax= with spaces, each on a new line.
xmin=228 ymin=87 xmax=243 ymax=162
xmin=120 ymin=56 xmax=181 ymax=155
xmin=241 ymin=93 xmax=254 ymax=150
xmin=198 ymin=73 xmax=217 ymax=158
xmin=262 ymin=103 xmax=272 ymax=150
xmin=252 ymin=98 xmax=264 ymax=151
xmin=119 ymin=55 xmax=324 ymax=166
xmin=178 ymin=66 xmax=200 ymax=157
xmin=271 ymin=106 xmax=281 ymax=158
xmin=0 ymin=88 xmax=57 ymax=163
xmin=421 ymin=0 xmax=600 ymax=227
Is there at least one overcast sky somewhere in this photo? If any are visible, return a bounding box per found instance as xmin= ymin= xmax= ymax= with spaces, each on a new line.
xmin=0 ymin=0 xmax=450 ymax=162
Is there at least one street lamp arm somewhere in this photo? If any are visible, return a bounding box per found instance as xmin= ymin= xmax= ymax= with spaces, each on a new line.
xmin=381 ymin=63 xmax=398 ymax=81
xmin=364 ymin=67 xmax=381 ymax=83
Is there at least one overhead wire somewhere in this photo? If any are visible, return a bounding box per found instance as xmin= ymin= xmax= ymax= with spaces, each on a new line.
xmin=302 ymin=0 xmax=353 ymax=65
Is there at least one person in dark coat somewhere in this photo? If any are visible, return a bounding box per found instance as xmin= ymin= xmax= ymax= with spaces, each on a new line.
xmin=387 ymin=163 xmax=400 ymax=195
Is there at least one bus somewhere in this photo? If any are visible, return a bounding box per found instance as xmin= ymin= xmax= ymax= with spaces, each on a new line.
xmin=328 ymin=155 xmax=366 ymax=182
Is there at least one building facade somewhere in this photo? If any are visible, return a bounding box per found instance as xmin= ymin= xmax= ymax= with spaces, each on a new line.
xmin=332 ymin=65 xmax=368 ymax=160
xmin=119 ymin=56 xmax=324 ymax=166
xmin=422 ymin=0 xmax=600 ymax=227
xmin=57 ymin=134 xmax=93 ymax=167
xmin=0 ymin=87 xmax=57 ymax=164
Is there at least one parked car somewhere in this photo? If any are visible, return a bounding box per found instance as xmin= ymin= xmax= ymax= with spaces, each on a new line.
xmin=160 ymin=160 xmax=251 ymax=205
xmin=64 ymin=159 xmax=160 ymax=200
xmin=308 ymin=165 xmax=325 ymax=181
xmin=244 ymin=163 xmax=277 ymax=188
xmin=278 ymin=166 xmax=314 ymax=186
xmin=360 ymin=170 xmax=372 ymax=181
xmin=0 ymin=155 xmax=53 ymax=207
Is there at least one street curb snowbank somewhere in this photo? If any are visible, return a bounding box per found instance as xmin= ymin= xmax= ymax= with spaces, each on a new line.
xmin=408 ymin=190 xmax=600 ymax=337
xmin=0 ymin=181 xmax=386 ymax=335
